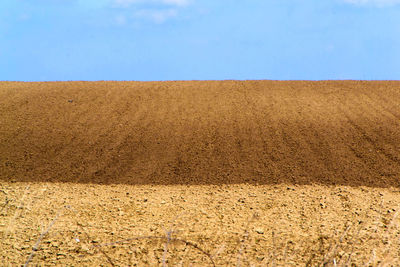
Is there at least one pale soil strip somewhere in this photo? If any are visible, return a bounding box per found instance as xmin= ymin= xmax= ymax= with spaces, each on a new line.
xmin=24 ymin=208 xmax=65 ymax=267
xmin=5 ymin=185 xmax=30 ymax=235
xmin=1 ymin=182 xmax=400 ymax=266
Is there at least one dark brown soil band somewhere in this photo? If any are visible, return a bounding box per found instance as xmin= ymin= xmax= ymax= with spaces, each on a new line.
xmin=1 ymin=80 xmax=399 ymax=187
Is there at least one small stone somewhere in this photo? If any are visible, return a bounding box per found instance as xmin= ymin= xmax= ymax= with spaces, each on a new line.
xmin=255 ymin=228 xmax=264 ymax=234
xmin=160 ymin=201 xmax=166 ymax=204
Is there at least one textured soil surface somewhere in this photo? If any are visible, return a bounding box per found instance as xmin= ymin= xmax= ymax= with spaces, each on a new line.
xmin=1 ymin=182 xmax=400 ymax=266
xmin=1 ymin=80 xmax=400 ymax=265
xmin=1 ymin=80 xmax=400 ymax=187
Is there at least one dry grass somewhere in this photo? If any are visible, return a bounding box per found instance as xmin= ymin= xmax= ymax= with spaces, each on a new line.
xmin=22 ymin=209 xmax=400 ymax=266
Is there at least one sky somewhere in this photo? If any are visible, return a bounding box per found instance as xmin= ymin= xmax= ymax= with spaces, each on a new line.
xmin=1 ymin=0 xmax=400 ymax=81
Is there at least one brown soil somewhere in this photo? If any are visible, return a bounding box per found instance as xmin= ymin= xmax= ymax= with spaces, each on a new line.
xmin=1 ymin=80 xmax=400 ymax=187
xmin=1 ymin=80 xmax=400 ymax=265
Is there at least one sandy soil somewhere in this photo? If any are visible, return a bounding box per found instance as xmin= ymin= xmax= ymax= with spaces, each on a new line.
xmin=1 ymin=182 xmax=400 ymax=266
xmin=1 ymin=80 xmax=400 ymax=265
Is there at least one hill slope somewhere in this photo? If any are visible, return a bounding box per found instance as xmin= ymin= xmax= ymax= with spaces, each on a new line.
xmin=1 ymin=80 xmax=399 ymax=186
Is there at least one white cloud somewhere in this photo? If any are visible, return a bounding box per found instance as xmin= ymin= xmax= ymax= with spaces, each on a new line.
xmin=134 ymin=8 xmax=178 ymax=24
xmin=114 ymin=0 xmax=190 ymax=7
xmin=161 ymin=0 xmax=189 ymax=6
xmin=341 ymin=0 xmax=400 ymax=7
xmin=111 ymin=0 xmax=190 ymax=25
xmin=112 ymin=0 xmax=190 ymax=24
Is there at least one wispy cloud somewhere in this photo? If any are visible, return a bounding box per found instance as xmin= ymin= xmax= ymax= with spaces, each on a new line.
xmin=341 ymin=0 xmax=400 ymax=7
xmin=159 ymin=0 xmax=189 ymax=6
xmin=134 ymin=8 xmax=178 ymax=24
xmin=112 ymin=0 xmax=191 ymax=24
xmin=114 ymin=0 xmax=190 ymax=8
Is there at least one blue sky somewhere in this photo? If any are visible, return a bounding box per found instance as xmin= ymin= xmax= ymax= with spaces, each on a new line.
xmin=1 ymin=0 xmax=400 ymax=81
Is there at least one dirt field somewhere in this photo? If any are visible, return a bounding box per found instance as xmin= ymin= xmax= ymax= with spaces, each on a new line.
xmin=1 ymin=80 xmax=400 ymax=265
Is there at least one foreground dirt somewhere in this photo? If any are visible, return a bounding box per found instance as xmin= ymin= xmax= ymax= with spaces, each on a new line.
xmin=1 ymin=80 xmax=400 ymax=187
xmin=1 ymin=182 xmax=400 ymax=266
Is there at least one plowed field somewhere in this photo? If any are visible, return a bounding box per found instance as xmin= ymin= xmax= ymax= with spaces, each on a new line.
xmin=1 ymin=80 xmax=400 ymax=266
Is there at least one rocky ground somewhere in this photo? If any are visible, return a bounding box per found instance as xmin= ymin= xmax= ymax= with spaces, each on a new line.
xmin=1 ymin=182 xmax=400 ymax=266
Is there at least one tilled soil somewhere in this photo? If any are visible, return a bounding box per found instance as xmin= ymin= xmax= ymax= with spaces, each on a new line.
xmin=1 ymin=80 xmax=400 ymax=187
xmin=1 ymin=80 xmax=400 ymax=265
